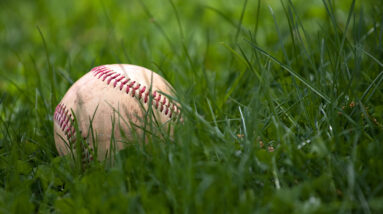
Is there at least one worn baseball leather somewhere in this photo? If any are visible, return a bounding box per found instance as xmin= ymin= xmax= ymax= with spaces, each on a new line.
xmin=53 ymin=64 xmax=178 ymax=161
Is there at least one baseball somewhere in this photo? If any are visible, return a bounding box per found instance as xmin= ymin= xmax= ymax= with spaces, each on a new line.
xmin=53 ymin=64 xmax=179 ymax=161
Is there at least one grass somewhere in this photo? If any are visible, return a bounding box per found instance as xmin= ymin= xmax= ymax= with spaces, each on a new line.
xmin=1 ymin=0 xmax=383 ymax=213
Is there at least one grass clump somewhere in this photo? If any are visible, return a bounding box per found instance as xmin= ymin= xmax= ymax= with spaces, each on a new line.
xmin=1 ymin=0 xmax=383 ymax=213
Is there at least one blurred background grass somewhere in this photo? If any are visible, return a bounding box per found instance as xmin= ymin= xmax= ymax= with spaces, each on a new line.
xmin=1 ymin=0 xmax=383 ymax=213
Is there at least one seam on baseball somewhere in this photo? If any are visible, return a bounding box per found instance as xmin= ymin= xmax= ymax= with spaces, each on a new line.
xmin=91 ymin=65 xmax=180 ymax=119
xmin=54 ymin=103 xmax=93 ymax=162
xmin=54 ymin=103 xmax=76 ymax=141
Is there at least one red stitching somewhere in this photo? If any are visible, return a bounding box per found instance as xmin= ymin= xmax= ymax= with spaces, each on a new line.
xmin=139 ymin=86 xmax=146 ymax=99
xmin=54 ymin=103 xmax=95 ymax=162
xmin=102 ymin=72 xmax=115 ymax=81
xmin=120 ymin=78 xmax=129 ymax=90
xmin=98 ymin=69 xmax=113 ymax=79
xmin=155 ymin=94 xmax=161 ymax=109
xmin=90 ymin=66 xmax=180 ymax=119
xmin=107 ymin=73 xmax=120 ymax=84
xmin=97 ymin=69 xmax=111 ymax=79
xmin=125 ymin=81 xmax=134 ymax=96
xmin=54 ymin=103 xmax=75 ymax=143
xmin=161 ymin=97 xmax=167 ymax=112
xmin=132 ymin=83 xmax=140 ymax=97
xmin=59 ymin=108 xmax=66 ymax=127
xmin=144 ymin=92 xmax=149 ymax=103
xmin=93 ymin=67 xmax=108 ymax=76
xmin=165 ymin=107 xmax=169 ymax=115
xmin=114 ymin=76 xmax=124 ymax=88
